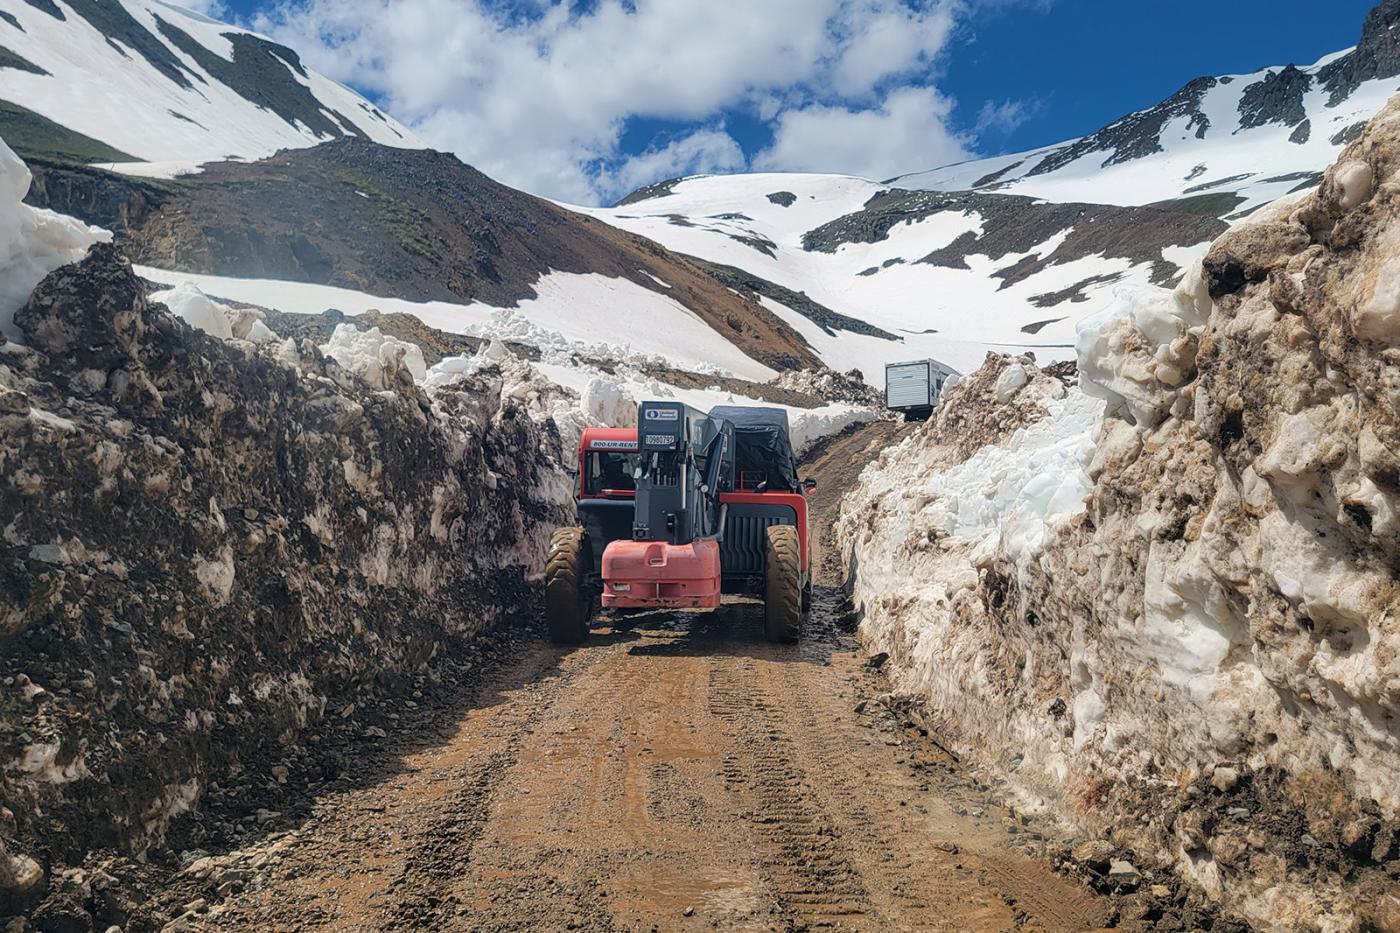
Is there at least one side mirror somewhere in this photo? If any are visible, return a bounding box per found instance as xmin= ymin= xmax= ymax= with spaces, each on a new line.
xmin=802 ymin=478 xmax=818 ymax=493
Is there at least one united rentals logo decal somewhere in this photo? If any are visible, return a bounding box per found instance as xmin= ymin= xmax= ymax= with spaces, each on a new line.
xmin=644 ymin=408 xmax=679 ymax=421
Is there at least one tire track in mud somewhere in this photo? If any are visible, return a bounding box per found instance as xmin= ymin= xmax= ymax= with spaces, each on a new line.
xmin=381 ymin=639 xmax=625 ymax=931
xmin=709 ymin=658 xmax=874 ymax=928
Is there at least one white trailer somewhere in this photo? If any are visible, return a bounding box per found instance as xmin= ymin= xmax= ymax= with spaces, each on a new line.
xmin=885 ymin=359 xmax=959 ymax=420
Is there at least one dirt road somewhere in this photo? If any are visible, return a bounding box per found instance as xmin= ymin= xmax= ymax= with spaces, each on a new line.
xmin=166 ymin=420 xmax=1119 ymax=932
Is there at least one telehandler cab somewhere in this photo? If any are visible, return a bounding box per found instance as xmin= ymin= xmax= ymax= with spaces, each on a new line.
xmin=545 ymin=402 xmax=814 ymax=644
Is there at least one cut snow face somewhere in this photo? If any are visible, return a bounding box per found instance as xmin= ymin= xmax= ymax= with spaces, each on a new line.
xmin=839 ymin=95 xmax=1400 ymax=931
xmin=0 ymin=0 xmax=422 ymax=164
xmin=922 ymin=388 xmax=1102 ymax=567
xmin=0 ymin=136 xmax=108 ymax=337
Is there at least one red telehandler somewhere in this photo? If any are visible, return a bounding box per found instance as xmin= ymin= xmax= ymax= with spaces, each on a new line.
xmin=545 ymin=401 xmax=815 ymax=644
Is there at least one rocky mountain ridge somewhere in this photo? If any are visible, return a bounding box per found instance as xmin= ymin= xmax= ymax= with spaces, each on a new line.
xmin=891 ymin=0 xmax=1400 ymax=211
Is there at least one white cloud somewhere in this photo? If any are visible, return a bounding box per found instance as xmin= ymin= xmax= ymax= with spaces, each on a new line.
xmin=755 ymin=85 xmax=968 ymax=181
xmin=975 ymin=98 xmax=1036 ymax=135
xmin=607 ymin=128 xmax=747 ymax=198
xmin=829 ymin=2 xmax=956 ymax=99
xmin=247 ymin=0 xmax=1032 ymax=203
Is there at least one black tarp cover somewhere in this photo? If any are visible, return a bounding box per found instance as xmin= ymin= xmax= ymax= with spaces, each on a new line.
xmin=709 ymin=406 xmax=799 ymax=492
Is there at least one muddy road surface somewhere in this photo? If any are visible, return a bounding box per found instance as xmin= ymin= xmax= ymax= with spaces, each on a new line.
xmin=164 ymin=420 xmax=1121 ymax=932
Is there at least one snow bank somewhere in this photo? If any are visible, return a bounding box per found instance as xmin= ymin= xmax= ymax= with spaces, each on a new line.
xmin=838 ymin=100 xmax=1400 ymax=931
xmin=2 ymin=243 xmax=574 ymax=915
xmin=0 ymin=137 xmax=108 ymax=338
xmin=921 ymin=389 xmax=1101 ymax=566
xmin=321 ymin=323 xmax=427 ymax=389
xmin=150 ymin=281 xmax=280 ymax=344
xmin=153 ymin=281 xmax=234 ymax=339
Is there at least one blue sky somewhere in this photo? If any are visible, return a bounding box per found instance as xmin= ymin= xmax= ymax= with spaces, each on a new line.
xmin=946 ymin=0 xmax=1377 ymax=153
xmin=211 ymin=0 xmax=1380 ymax=203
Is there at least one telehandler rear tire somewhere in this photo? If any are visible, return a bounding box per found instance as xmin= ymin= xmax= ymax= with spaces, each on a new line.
xmin=545 ymin=527 xmax=591 ymax=645
xmin=763 ymin=524 xmax=804 ymax=644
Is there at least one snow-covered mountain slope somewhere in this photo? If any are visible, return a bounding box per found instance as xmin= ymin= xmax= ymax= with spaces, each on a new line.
xmin=891 ymin=0 xmax=1400 ymax=214
xmin=135 ymin=264 xmax=780 ymax=382
xmin=583 ymin=173 xmax=1224 ymax=376
xmin=0 ymin=0 xmax=422 ymax=166
xmin=588 ymin=2 xmax=1400 ymax=381
xmin=81 ymin=139 xmax=819 ymax=374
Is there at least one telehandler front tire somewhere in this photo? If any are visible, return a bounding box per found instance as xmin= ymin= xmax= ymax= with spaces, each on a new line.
xmin=763 ymin=524 xmax=804 ymax=644
xmin=545 ymin=527 xmax=591 ymax=645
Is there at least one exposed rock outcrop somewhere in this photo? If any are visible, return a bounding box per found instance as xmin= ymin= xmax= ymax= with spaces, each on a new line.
xmin=1319 ymin=0 xmax=1400 ymax=104
xmin=803 ymin=188 xmax=1227 ymax=289
xmin=839 ymin=97 xmax=1400 ymax=930
xmin=0 ymin=245 xmax=573 ymax=914
xmin=1027 ymin=76 xmax=1218 ymax=176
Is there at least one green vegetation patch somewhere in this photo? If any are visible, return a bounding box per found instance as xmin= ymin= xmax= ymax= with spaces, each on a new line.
xmin=1146 ymin=192 xmax=1249 ymax=218
xmin=0 ymin=45 xmax=47 ymax=75
xmin=0 ymin=99 xmax=136 ymax=165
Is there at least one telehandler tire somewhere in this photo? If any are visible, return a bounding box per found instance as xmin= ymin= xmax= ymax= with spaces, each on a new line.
xmin=763 ymin=524 xmax=804 ymax=644
xmin=545 ymin=527 xmax=591 ymax=645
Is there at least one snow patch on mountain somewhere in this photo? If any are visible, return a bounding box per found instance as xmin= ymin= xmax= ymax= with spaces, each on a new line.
xmin=588 ymin=174 xmax=1213 ymax=377
xmin=0 ymin=0 xmax=422 ymax=163
xmin=135 ymin=265 xmax=777 ymax=381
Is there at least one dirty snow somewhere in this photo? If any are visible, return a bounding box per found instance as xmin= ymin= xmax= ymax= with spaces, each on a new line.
xmin=838 ymin=97 xmax=1400 ymax=929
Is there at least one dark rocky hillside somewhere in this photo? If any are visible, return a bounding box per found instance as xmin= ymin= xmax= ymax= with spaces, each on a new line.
xmin=1319 ymin=0 xmax=1400 ymax=102
xmin=804 ymin=188 xmax=1227 ymax=297
xmin=0 ymin=244 xmax=572 ymax=927
xmin=110 ymin=140 xmax=820 ymax=370
xmin=684 ymin=255 xmax=900 ymax=341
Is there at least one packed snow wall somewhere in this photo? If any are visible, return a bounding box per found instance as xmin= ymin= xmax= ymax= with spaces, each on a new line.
xmin=0 ymin=242 xmax=575 ymax=906
xmin=838 ymin=101 xmax=1400 ymax=929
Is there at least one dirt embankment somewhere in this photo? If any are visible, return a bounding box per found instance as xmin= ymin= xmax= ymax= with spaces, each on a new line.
xmin=0 ymin=245 xmax=573 ymax=930
xmin=57 ymin=420 xmax=1236 ymax=933
xmin=838 ymin=97 xmax=1400 ymax=931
